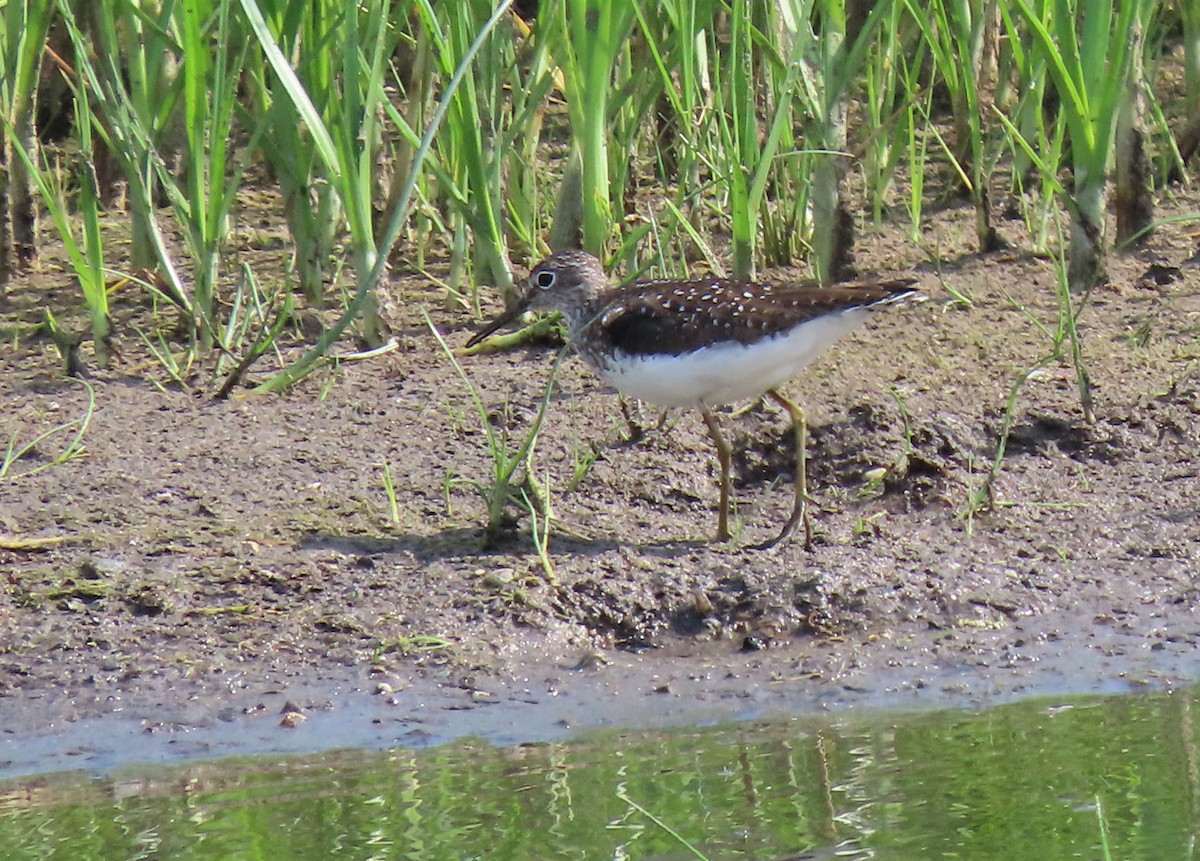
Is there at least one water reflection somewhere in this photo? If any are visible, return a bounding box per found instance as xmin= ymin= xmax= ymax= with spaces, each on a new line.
xmin=2 ymin=687 xmax=1197 ymax=860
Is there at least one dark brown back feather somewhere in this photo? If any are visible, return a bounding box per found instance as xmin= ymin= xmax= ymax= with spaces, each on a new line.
xmin=595 ymin=277 xmax=918 ymax=357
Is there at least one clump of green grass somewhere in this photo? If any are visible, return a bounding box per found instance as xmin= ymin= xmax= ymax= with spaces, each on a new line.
xmin=427 ymin=312 xmax=560 ymax=553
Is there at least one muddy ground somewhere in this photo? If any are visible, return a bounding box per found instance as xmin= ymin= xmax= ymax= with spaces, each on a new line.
xmin=1 ymin=193 xmax=1198 ymax=768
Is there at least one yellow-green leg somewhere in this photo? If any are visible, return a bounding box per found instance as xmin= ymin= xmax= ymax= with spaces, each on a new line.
xmin=761 ymin=388 xmax=814 ymax=549
xmin=700 ymin=407 xmax=732 ymax=542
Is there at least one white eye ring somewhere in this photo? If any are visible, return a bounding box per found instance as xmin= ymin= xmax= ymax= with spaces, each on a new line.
xmin=533 ymin=270 xmax=556 ymax=290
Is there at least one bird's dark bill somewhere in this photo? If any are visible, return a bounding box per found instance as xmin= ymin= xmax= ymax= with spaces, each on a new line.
xmin=465 ymin=303 xmax=527 ymax=348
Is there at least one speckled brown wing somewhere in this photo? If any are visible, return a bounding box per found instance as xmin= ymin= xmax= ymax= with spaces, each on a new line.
xmin=595 ymin=277 xmax=919 ymax=357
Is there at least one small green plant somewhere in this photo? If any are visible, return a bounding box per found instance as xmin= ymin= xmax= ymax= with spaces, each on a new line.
xmin=522 ymin=477 xmax=556 ymax=582
xmin=1 ymin=378 xmax=96 ymax=481
xmin=959 ymin=349 xmax=1048 ymax=527
xmin=888 ymin=386 xmax=918 ymax=477
xmin=566 ymin=439 xmax=601 ymax=493
xmin=134 ymin=326 xmax=194 ymax=393
xmin=213 ymin=264 xmax=294 ymax=398
xmin=960 ymin=232 xmax=1094 ymax=527
xmin=374 ymin=635 xmax=453 ymax=659
xmin=853 ymin=511 xmax=886 ymax=538
xmin=427 ymin=312 xmax=562 ymax=549
xmin=937 ymin=263 xmax=976 ymax=309
xmin=381 ymin=460 xmax=401 ymax=525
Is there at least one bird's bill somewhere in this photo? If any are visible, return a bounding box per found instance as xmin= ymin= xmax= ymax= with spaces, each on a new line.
xmin=465 ymin=302 xmax=528 ymax=348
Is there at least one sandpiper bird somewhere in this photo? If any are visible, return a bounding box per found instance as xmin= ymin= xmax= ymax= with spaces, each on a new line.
xmin=467 ymin=250 xmax=921 ymax=547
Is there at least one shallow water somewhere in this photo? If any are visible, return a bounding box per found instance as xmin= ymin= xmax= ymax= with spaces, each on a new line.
xmin=2 ymin=685 xmax=1196 ymax=861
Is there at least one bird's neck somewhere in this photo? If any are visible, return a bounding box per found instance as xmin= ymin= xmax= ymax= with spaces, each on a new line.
xmin=554 ymin=290 xmax=605 ymax=341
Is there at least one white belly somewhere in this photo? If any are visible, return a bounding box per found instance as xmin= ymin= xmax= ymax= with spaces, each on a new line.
xmin=594 ymin=308 xmax=874 ymax=408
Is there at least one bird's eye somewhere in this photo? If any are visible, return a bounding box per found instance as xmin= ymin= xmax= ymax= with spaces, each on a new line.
xmin=534 ymin=270 xmax=556 ymax=290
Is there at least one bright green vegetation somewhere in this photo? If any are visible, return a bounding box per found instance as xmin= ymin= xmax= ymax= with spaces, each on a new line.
xmin=2 ymin=1 xmax=1197 ymax=374
xmin=2 ymin=685 xmax=1197 ymax=860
